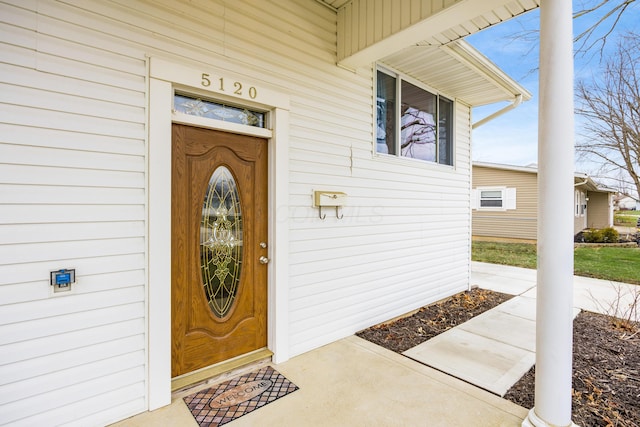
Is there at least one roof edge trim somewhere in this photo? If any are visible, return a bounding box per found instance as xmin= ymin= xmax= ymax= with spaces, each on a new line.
xmin=443 ymin=40 xmax=532 ymax=101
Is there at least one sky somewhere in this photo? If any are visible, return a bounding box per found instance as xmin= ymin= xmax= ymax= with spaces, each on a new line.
xmin=466 ymin=1 xmax=639 ymax=191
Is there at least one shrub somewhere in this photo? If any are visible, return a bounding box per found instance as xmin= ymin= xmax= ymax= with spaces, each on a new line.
xmin=583 ymin=229 xmax=604 ymax=243
xmin=601 ymin=227 xmax=619 ymax=243
xmin=582 ymin=227 xmax=619 ymax=243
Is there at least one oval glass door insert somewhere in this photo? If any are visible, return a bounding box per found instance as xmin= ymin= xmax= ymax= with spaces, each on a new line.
xmin=200 ymin=166 xmax=243 ymax=318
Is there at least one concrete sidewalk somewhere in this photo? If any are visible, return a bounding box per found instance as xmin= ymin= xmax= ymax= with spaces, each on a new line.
xmin=403 ymin=262 xmax=639 ymax=396
xmin=472 ymin=261 xmax=640 ymax=322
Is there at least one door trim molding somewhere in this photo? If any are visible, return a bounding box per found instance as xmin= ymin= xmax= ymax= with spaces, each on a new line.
xmin=147 ymin=56 xmax=290 ymax=410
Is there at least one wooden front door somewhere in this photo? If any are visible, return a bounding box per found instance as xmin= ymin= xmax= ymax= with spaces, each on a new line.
xmin=171 ymin=124 xmax=268 ymax=378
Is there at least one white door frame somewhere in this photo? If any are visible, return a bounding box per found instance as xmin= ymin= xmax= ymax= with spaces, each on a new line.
xmin=147 ymin=57 xmax=290 ymax=409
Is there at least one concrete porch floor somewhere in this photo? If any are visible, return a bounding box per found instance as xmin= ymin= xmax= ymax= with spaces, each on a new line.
xmin=113 ymin=335 xmax=528 ymax=426
xmin=113 ymin=261 xmax=638 ymax=426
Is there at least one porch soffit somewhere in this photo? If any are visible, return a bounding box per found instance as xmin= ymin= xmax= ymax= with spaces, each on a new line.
xmin=326 ymin=0 xmax=539 ymax=105
xmin=575 ymin=175 xmax=611 ymax=193
xmin=380 ymin=40 xmax=532 ymax=106
xmin=318 ymin=0 xmax=351 ymax=10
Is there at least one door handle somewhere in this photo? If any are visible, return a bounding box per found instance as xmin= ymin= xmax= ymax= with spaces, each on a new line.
xmin=259 ymin=256 xmax=269 ymax=265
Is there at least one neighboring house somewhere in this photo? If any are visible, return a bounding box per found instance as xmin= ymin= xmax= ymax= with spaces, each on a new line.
xmin=573 ymin=172 xmax=616 ymax=234
xmin=0 ymin=1 xmax=547 ymax=425
xmin=614 ymin=193 xmax=640 ymax=210
xmin=472 ymin=162 xmax=615 ymax=241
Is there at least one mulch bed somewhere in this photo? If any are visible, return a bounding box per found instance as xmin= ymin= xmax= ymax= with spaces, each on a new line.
xmin=356 ymin=288 xmax=640 ymax=427
xmin=356 ymin=288 xmax=513 ymax=353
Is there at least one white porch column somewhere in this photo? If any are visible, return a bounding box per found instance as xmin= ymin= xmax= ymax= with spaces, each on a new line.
xmin=523 ymin=1 xmax=576 ymax=426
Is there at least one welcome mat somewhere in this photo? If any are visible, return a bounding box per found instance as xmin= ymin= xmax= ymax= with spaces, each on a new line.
xmin=183 ymin=366 xmax=299 ymax=426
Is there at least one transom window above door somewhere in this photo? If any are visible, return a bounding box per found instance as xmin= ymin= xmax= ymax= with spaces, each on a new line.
xmin=376 ymin=68 xmax=454 ymax=166
xmin=174 ymin=93 xmax=265 ymax=128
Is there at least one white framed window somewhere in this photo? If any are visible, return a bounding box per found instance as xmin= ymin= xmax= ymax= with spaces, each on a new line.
xmin=575 ymin=190 xmax=587 ymax=216
xmin=376 ymin=68 xmax=454 ymax=165
xmin=480 ymin=190 xmax=504 ymax=208
xmin=472 ymin=187 xmax=516 ymax=211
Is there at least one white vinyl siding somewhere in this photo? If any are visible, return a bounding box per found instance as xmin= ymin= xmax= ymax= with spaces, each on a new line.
xmin=1 ymin=0 xmax=147 ymax=425
xmin=2 ymin=0 xmax=473 ymax=424
xmin=288 ymin=100 xmax=472 ymax=355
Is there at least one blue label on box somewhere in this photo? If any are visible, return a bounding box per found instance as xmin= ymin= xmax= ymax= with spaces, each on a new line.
xmin=56 ymin=273 xmax=71 ymax=285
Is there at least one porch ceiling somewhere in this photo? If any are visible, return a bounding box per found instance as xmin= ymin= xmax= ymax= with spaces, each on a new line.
xmin=322 ymin=0 xmax=540 ymax=39
xmin=379 ymin=40 xmax=532 ymax=106
xmin=318 ymin=0 xmax=351 ymax=9
xmin=320 ymin=0 xmax=539 ymax=105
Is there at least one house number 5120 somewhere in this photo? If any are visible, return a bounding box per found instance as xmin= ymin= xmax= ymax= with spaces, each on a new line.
xmin=201 ymin=73 xmax=257 ymax=99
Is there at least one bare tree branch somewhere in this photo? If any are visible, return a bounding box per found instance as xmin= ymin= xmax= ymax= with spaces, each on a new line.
xmin=576 ymin=32 xmax=640 ymax=198
xmin=574 ymin=0 xmax=636 ymax=57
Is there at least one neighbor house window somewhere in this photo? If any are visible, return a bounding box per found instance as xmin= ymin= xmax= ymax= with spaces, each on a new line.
xmin=480 ymin=190 xmax=504 ymax=208
xmin=473 ymin=187 xmax=516 ymax=211
xmin=575 ymin=190 xmax=587 ymax=216
xmin=376 ymin=68 xmax=454 ymax=165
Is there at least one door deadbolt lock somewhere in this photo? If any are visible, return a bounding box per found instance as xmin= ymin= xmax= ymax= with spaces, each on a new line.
xmin=260 ymin=242 xmax=267 ymax=249
xmin=259 ymin=256 xmax=270 ymax=264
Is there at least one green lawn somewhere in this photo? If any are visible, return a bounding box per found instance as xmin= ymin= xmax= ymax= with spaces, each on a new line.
xmin=614 ymin=210 xmax=640 ymax=226
xmin=472 ymin=241 xmax=640 ymax=285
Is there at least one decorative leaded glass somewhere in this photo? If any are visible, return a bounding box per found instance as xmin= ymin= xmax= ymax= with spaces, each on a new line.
xmin=174 ymin=93 xmax=265 ymax=128
xmin=200 ymin=166 xmax=243 ymax=318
